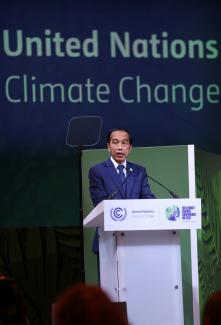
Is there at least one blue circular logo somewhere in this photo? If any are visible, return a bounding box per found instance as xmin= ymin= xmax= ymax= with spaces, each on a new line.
xmin=110 ymin=207 xmax=127 ymax=221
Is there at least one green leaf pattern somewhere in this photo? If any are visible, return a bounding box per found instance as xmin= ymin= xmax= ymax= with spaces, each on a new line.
xmin=196 ymin=154 xmax=221 ymax=311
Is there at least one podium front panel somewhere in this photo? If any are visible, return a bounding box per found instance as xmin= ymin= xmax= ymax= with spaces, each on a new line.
xmin=99 ymin=229 xmax=119 ymax=301
xmin=100 ymin=229 xmax=184 ymax=325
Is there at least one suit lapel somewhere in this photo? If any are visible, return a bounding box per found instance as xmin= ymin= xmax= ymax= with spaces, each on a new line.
xmin=126 ymin=162 xmax=135 ymax=199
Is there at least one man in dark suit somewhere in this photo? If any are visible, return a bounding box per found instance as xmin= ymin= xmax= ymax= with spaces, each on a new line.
xmin=89 ymin=128 xmax=155 ymax=253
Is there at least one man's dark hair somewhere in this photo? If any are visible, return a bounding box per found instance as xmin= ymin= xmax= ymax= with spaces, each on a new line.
xmin=106 ymin=128 xmax=133 ymax=145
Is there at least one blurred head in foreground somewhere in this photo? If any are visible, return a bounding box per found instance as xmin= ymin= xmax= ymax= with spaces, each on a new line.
xmin=54 ymin=283 xmax=128 ymax=325
xmin=203 ymin=290 xmax=221 ymax=325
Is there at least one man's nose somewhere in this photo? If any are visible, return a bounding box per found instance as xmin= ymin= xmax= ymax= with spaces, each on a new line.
xmin=117 ymin=142 xmax=123 ymax=149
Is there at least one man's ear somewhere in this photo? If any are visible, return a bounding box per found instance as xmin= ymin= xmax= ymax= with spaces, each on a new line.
xmin=107 ymin=143 xmax=110 ymax=152
xmin=129 ymin=145 xmax=132 ymax=153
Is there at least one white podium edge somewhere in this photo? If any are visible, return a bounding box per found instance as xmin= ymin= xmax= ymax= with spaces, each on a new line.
xmin=188 ymin=144 xmax=200 ymax=325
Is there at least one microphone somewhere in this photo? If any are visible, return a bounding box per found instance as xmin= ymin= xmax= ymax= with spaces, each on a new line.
xmin=147 ymin=174 xmax=179 ymax=198
xmin=107 ymin=166 xmax=133 ymax=200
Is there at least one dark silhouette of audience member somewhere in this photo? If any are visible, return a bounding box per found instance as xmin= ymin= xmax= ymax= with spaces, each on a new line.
xmin=0 ymin=275 xmax=28 ymax=325
xmin=203 ymin=290 xmax=221 ymax=325
xmin=54 ymin=283 xmax=128 ymax=325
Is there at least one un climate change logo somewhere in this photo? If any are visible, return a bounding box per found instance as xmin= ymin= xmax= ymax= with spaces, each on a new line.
xmin=110 ymin=207 xmax=127 ymax=221
xmin=165 ymin=205 xmax=180 ymax=221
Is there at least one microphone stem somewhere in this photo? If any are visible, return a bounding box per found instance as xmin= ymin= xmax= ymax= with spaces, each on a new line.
xmin=107 ymin=168 xmax=132 ymax=200
xmin=148 ymin=175 xmax=179 ymax=198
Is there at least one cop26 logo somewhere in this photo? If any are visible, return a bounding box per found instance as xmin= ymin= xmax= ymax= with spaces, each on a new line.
xmin=165 ymin=205 xmax=180 ymax=221
xmin=110 ymin=207 xmax=127 ymax=221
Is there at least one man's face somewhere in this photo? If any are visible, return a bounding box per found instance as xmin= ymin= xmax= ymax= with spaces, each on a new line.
xmin=107 ymin=130 xmax=132 ymax=164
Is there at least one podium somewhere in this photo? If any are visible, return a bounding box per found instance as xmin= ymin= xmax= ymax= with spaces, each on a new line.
xmin=84 ymin=198 xmax=201 ymax=325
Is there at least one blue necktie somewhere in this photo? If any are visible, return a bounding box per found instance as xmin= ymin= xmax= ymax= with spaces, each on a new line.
xmin=117 ymin=164 xmax=126 ymax=183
